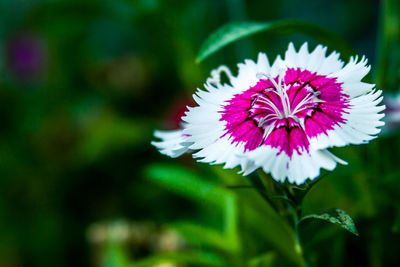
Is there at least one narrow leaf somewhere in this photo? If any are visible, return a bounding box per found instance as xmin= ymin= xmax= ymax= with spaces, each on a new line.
xmin=145 ymin=164 xmax=233 ymax=206
xmin=196 ymin=20 xmax=355 ymax=63
xmin=145 ymin=164 xmax=241 ymax=252
xmin=171 ymin=222 xmax=235 ymax=252
xmin=391 ymin=207 xmax=400 ymax=233
xmin=130 ymin=251 xmax=226 ymax=267
xmin=300 ymin=208 xmax=359 ymax=236
xmin=248 ymin=252 xmax=276 ymax=266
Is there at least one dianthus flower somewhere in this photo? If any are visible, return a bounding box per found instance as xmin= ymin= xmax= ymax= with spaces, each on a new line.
xmin=152 ymin=43 xmax=385 ymax=184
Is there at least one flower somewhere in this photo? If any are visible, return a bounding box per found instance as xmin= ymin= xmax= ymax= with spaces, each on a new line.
xmin=152 ymin=42 xmax=385 ymax=184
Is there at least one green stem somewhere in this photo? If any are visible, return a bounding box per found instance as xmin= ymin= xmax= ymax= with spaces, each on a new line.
xmin=293 ymin=227 xmax=308 ymax=267
xmin=293 ymin=224 xmax=304 ymax=265
xmin=257 ymin=170 xmax=289 ymax=216
xmin=248 ymin=172 xmax=280 ymax=213
xmin=284 ymin=186 xmax=308 ymax=267
xmin=254 ymin=172 xmax=313 ymax=266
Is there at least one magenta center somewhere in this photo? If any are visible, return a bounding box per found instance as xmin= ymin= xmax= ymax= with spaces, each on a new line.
xmin=220 ymin=68 xmax=349 ymax=157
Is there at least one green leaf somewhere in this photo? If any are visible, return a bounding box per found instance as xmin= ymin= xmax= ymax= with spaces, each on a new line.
xmin=145 ymin=164 xmax=241 ymax=253
xmin=79 ymin=113 xmax=153 ymax=162
xmin=130 ymin=251 xmax=226 ymax=267
xmin=196 ymin=20 xmax=355 ymax=63
xmin=248 ymin=252 xmax=276 ymax=267
xmin=237 ymin=191 xmax=302 ymax=266
xmin=103 ymin=243 xmax=130 ymax=267
xmin=376 ymin=0 xmax=400 ymax=91
xmin=300 ymin=208 xmax=359 ymax=236
xmin=171 ymin=222 xmax=235 ymax=252
xmin=145 ymin=164 xmax=234 ymax=206
xmin=391 ymin=207 xmax=400 ymax=233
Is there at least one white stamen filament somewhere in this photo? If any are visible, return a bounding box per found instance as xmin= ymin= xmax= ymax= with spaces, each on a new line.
xmin=262 ymin=124 xmax=275 ymax=141
xmin=256 ymin=94 xmax=283 ymax=117
xmin=256 ymin=71 xmax=292 ymax=118
xmin=291 ymin=93 xmax=324 ymax=115
xmin=254 ymin=70 xmax=322 ymax=130
xmin=258 ymin=113 xmax=281 ymax=127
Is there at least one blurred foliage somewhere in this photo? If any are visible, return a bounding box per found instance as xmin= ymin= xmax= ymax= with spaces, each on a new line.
xmin=196 ymin=20 xmax=355 ymax=63
xmin=0 ymin=0 xmax=399 ymax=266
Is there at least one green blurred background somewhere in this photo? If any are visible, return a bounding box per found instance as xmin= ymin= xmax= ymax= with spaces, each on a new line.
xmin=0 ymin=0 xmax=399 ymax=266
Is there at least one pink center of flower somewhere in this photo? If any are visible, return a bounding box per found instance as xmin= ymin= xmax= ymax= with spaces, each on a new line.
xmin=220 ymin=68 xmax=349 ymax=156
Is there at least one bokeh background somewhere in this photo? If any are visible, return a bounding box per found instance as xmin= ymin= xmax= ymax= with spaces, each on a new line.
xmin=0 ymin=0 xmax=399 ymax=266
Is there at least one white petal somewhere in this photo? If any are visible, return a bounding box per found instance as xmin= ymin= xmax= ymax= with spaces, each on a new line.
xmin=256 ymin=52 xmax=271 ymax=73
xmin=298 ymin=42 xmax=310 ymax=67
xmin=306 ymin=44 xmax=327 ymax=72
xmin=230 ymin=58 xmax=259 ymax=90
xmin=284 ymin=42 xmax=299 ymax=67
xmin=270 ymin=55 xmax=284 ymax=77
xmin=331 ymin=56 xmax=372 ymax=97
xmin=318 ymin=50 xmax=344 ymax=75
xmin=152 ymin=129 xmax=192 ymax=158
xmin=309 ymin=89 xmax=385 ymax=150
xmin=245 ymin=146 xmax=345 ymax=185
xmin=282 ymin=42 xmax=344 ymax=75
xmin=192 ymin=135 xmax=249 ymax=171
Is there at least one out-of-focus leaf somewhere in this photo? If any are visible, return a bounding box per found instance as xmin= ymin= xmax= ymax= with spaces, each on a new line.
xmin=146 ymin=164 xmax=304 ymax=265
xmin=300 ymin=208 xmax=359 ymax=236
xmin=146 ymin=164 xmax=232 ymax=205
xmin=247 ymin=172 xmax=279 ymax=212
xmin=248 ymin=251 xmax=276 ymax=267
xmin=130 ymin=251 xmax=226 ymax=267
xmin=196 ymin=20 xmax=355 ymax=63
xmin=171 ymin=222 xmax=234 ymax=252
xmin=236 ymin=190 xmax=302 ymax=266
xmin=376 ymin=0 xmax=400 ymax=91
xmin=146 ymin=164 xmax=241 ymax=253
xmin=79 ymin=113 xmax=153 ymax=162
xmin=392 ymin=207 xmax=400 ymax=233
xmin=103 ymin=243 xmax=130 ymax=267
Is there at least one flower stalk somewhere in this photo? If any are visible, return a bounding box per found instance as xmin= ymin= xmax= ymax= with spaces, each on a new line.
xmin=256 ymin=171 xmax=311 ymax=266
